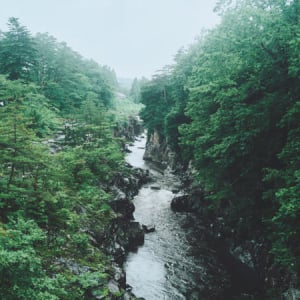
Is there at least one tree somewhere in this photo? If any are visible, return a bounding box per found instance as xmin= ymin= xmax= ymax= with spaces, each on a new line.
xmin=140 ymin=0 xmax=300 ymax=271
xmin=0 ymin=17 xmax=36 ymax=80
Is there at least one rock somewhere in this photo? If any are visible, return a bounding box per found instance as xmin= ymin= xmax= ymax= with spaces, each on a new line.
xmin=110 ymin=198 xmax=135 ymax=220
xmin=231 ymin=246 xmax=254 ymax=269
xmin=142 ymin=224 xmax=155 ymax=233
xmin=112 ymin=263 xmax=126 ymax=288
xmin=125 ymin=147 xmax=132 ymax=153
xmin=123 ymin=292 xmax=133 ymax=300
xmin=150 ymin=185 xmax=161 ymax=190
xmin=112 ymin=187 xmax=127 ymax=201
xmin=111 ymin=242 xmax=126 ymax=265
xmin=108 ymin=279 xmax=120 ymax=294
xmin=171 ymin=187 xmax=205 ymax=212
xmin=126 ymin=284 xmax=133 ymax=292
xmin=126 ymin=221 xmax=145 ymax=251
xmin=143 ymin=129 xmax=177 ymax=169
xmin=54 ymin=257 xmax=90 ymax=275
xmin=171 ymin=195 xmax=192 ymax=212
xmin=123 ymin=291 xmax=145 ymax=300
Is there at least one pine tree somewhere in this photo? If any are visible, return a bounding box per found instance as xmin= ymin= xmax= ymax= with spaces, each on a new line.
xmin=0 ymin=17 xmax=37 ymax=80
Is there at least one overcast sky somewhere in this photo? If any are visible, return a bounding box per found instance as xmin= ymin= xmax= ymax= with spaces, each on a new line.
xmin=0 ymin=0 xmax=220 ymax=79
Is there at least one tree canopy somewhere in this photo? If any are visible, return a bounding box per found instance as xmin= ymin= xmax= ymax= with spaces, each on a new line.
xmin=140 ymin=0 xmax=300 ymax=277
xmin=0 ymin=18 xmax=139 ymax=299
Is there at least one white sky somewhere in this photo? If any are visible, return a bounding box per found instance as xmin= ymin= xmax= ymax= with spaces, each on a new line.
xmin=0 ymin=0 xmax=220 ymax=79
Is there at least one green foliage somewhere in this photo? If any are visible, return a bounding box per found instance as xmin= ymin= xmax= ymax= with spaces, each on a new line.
xmin=0 ymin=17 xmax=37 ymax=80
xmin=140 ymin=0 xmax=300 ymax=270
xmin=31 ymin=33 xmax=115 ymax=111
xmin=0 ymin=17 xmax=132 ymax=299
xmin=129 ymin=77 xmax=148 ymax=103
xmin=0 ymin=218 xmax=68 ymax=300
xmin=140 ymin=72 xmax=171 ymax=137
xmin=111 ymin=94 xmax=144 ymax=124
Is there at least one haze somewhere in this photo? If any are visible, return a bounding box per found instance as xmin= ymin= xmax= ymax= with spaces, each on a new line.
xmin=0 ymin=0 xmax=220 ymax=79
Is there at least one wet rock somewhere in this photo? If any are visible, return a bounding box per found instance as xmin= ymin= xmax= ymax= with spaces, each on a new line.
xmin=150 ymin=184 xmax=161 ymax=190
xmin=126 ymin=221 xmax=144 ymax=251
xmin=110 ymin=242 xmax=126 ymax=265
xmin=142 ymin=224 xmax=155 ymax=233
xmin=125 ymin=147 xmax=132 ymax=153
xmin=171 ymin=195 xmax=192 ymax=212
xmin=112 ymin=187 xmax=127 ymax=201
xmin=123 ymin=291 xmax=134 ymax=300
xmin=171 ymin=187 xmax=205 ymax=212
xmin=112 ymin=263 xmax=126 ymax=288
xmin=110 ymin=198 xmax=135 ymax=220
xmin=126 ymin=284 xmax=133 ymax=292
xmin=108 ymin=279 xmax=120 ymax=294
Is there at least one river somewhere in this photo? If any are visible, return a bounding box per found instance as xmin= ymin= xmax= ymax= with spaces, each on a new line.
xmin=124 ymin=134 xmax=208 ymax=300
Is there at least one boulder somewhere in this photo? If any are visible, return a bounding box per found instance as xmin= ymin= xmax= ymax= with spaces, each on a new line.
xmin=150 ymin=184 xmax=161 ymax=190
xmin=142 ymin=224 xmax=155 ymax=233
xmin=171 ymin=187 xmax=205 ymax=213
xmin=126 ymin=221 xmax=145 ymax=251
xmin=108 ymin=279 xmax=120 ymax=294
xmin=171 ymin=195 xmax=192 ymax=212
xmin=110 ymin=199 xmax=135 ymax=220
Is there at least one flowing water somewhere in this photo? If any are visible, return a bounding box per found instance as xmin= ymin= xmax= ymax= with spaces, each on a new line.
xmin=124 ymin=134 xmax=206 ymax=300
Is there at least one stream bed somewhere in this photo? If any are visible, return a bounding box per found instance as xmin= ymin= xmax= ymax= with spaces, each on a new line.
xmin=124 ymin=134 xmax=209 ymax=300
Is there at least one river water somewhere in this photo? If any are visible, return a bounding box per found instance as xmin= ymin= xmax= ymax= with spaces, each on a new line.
xmin=124 ymin=134 xmax=207 ymax=300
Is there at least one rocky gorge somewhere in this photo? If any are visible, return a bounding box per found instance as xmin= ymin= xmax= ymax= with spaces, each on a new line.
xmin=74 ymin=122 xmax=300 ymax=299
xmin=133 ymin=129 xmax=300 ymax=300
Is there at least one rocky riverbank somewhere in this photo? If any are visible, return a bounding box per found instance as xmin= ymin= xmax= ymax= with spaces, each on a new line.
xmin=98 ymin=125 xmax=150 ymax=299
xmin=169 ymin=170 xmax=300 ymax=299
xmin=67 ymin=119 xmax=149 ymax=299
xmin=143 ymin=129 xmax=300 ymax=299
xmin=103 ymin=166 xmax=150 ymax=299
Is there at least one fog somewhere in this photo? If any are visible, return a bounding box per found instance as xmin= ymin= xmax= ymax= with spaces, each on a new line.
xmin=0 ymin=0 xmax=220 ymax=78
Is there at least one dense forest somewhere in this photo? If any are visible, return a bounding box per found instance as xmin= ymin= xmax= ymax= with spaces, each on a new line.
xmin=140 ymin=0 xmax=300 ymax=294
xmin=1 ymin=0 xmax=300 ymax=298
xmin=0 ymin=17 xmax=143 ymax=299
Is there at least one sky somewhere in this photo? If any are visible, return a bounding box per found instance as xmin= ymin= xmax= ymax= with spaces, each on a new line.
xmin=0 ymin=0 xmax=220 ymax=79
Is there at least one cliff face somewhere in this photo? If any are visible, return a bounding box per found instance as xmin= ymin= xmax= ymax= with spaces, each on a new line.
xmin=142 ymin=131 xmax=295 ymax=299
xmin=114 ymin=116 xmax=144 ymax=141
xmin=143 ymin=129 xmax=177 ymax=170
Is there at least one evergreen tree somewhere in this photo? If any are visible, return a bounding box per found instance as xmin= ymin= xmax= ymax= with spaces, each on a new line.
xmin=0 ymin=18 xmax=36 ymax=80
